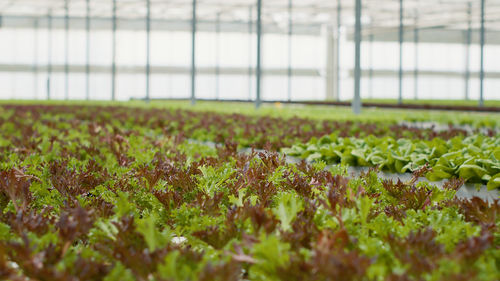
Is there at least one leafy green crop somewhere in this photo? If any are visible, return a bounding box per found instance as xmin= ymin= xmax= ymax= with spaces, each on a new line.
xmin=284 ymin=134 xmax=500 ymax=189
xmin=0 ymin=104 xmax=498 ymax=280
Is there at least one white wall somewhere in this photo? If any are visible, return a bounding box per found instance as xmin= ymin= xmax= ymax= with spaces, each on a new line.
xmin=0 ymin=27 xmax=498 ymax=101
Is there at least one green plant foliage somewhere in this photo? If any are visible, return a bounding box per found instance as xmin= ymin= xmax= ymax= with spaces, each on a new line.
xmin=0 ymin=104 xmax=498 ymax=280
xmin=284 ymin=134 xmax=500 ymax=189
xmin=272 ymin=192 xmax=304 ymax=231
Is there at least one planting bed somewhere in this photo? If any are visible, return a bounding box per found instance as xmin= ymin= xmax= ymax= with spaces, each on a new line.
xmin=284 ymin=134 xmax=500 ymax=189
xmin=0 ymin=104 xmax=499 ymax=281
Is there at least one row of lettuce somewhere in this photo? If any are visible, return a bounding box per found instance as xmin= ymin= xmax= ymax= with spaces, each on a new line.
xmin=0 ymin=104 xmax=495 ymax=151
xmin=6 ymin=100 xmax=499 ymax=128
xmin=0 ymin=104 xmax=498 ymax=280
xmin=283 ymin=134 xmax=500 ymax=189
xmin=0 ymin=104 xmax=499 ymax=190
xmin=152 ymin=100 xmax=500 ymax=128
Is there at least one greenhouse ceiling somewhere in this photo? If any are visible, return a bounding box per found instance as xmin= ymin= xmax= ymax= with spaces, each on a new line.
xmin=1 ymin=0 xmax=500 ymax=36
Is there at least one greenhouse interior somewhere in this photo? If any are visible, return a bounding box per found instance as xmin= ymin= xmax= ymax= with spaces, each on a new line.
xmin=0 ymin=0 xmax=499 ymax=280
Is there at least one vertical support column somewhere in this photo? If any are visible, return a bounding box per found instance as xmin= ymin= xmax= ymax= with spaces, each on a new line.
xmin=369 ymin=33 xmax=374 ymax=99
xmin=111 ymin=0 xmax=117 ymax=101
xmin=145 ymin=0 xmax=151 ymax=102
xmin=215 ymin=12 xmax=221 ymax=100
xmin=464 ymin=2 xmax=472 ymax=101
xmin=33 ymin=19 xmax=39 ymax=99
xmin=256 ymin=0 xmax=263 ymax=108
xmin=47 ymin=12 xmax=52 ymax=100
xmin=287 ymin=0 xmax=293 ymax=102
xmin=248 ymin=6 xmax=253 ymax=101
xmin=336 ymin=0 xmax=341 ymax=101
xmin=353 ymin=0 xmax=362 ymax=114
xmin=398 ymin=0 xmax=404 ymax=105
xmin=479 ymin=0 xmax=485 ymax=107
xmin=191 ymin=0 xmax=197 ymax=105
xmin=86 ymin=0 xmax=91 ymax=100
xmin=326 ymin=25 xmax=335 ymax=101
xmin=64 ymin=0 xmax=69 ymax=100
xmin=414 ymin=17 xmax=419 ymax=100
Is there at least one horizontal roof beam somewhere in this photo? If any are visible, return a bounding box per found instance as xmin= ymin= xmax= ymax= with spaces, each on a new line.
xmin=352 ymin=28 xmax=500 ymax=45
xmin=2 ymin=64 xmax=500 ymax=79
xmin=0 ymin=15 xmax=323 ymax=35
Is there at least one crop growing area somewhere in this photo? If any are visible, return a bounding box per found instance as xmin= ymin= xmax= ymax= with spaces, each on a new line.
xmin=0 ymin=103 xmax=498 ymax=281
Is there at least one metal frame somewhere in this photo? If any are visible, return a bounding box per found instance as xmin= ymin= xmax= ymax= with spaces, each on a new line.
xmin=326 ymin=25 xmax=335 ymax=101
xmin=287 ymin=0 xmax=293 ymax=102
xmin=369 ymin=33 xmax=374 ymax=99
xmin=191 ymin=0 xmax=197 ymax=105
xmin=353 ymin=0 xmax=362 ymax=114
xmin=2 ymin=1 xmax=500 ymax=42
xmin=414 ymin=14 xmax=419 ymax=100
xmin=248 ymin=5 xmax=253 ymax=100
xmin=256 ymin=0 xmax=262 ymax=108
xmin=33 ymin=18 xmax=39 ymax=99
xmin=146 ymin=0 xmax=151 ymax=102
xmin=336 ymin=0 xmax=341 ymax=102
xmin=3 ymin=0 xmax=498 ymax=30
xmin=111 ymin=0 xmax=117 ymax=101
xmin=46 ymin=11 xmax=52 ymax=100
xmin=85 ymin=0 xmax=91 ymax=100
xmin=0 ymin=0 xmax=497 ymax=107
xmin=464 ymin=2 xmax=472 ymax=101
xmin=398 ymin=0 xmax=404 ymax=105
xmin=64 ymin=0 xmax=69 ymax=100
xmin=215 ymin=12 xmax=221 ymax=100
xmin=479 ymin=0 xmax=485 ymax=107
